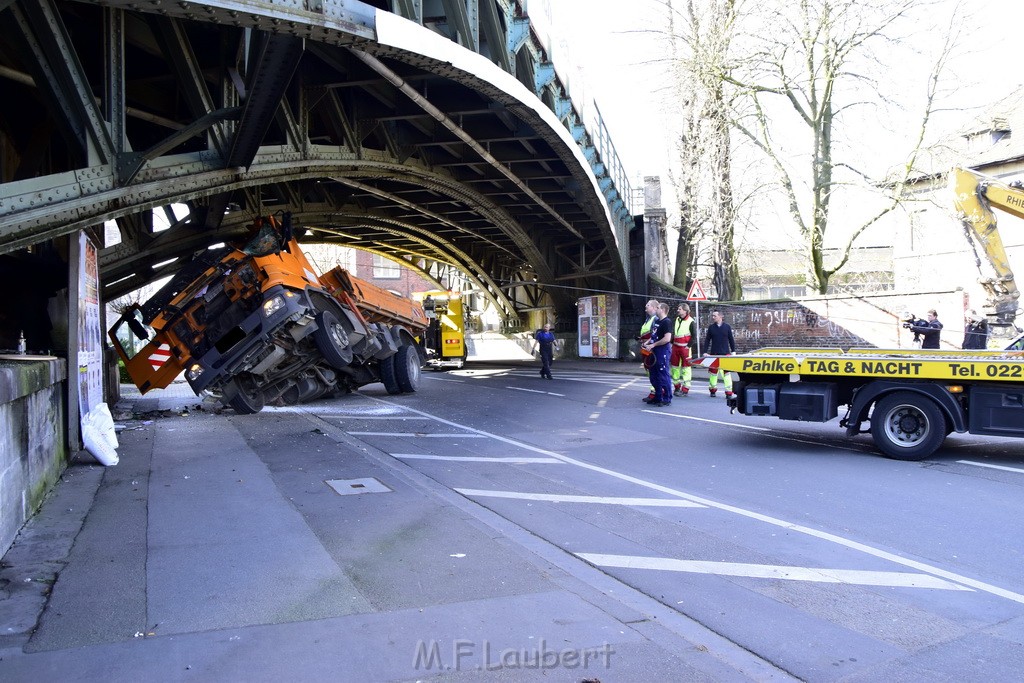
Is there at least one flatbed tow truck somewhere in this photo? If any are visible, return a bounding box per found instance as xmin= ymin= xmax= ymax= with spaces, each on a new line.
xmin=717 ymin=347 xmax=1024 ymax=460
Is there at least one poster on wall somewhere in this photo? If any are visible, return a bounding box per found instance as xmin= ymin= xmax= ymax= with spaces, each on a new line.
xmin=77 ymin=231 xmax=103 ymax=417
xmin=576 ymin=294 xmax=620 ymax=359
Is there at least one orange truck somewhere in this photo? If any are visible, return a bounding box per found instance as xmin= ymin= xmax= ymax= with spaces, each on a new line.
xmin=109 ymin=214 xmax=428 ymax=413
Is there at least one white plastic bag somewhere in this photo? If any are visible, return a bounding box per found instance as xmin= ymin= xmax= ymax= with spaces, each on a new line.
xmin=82 ymin=402 xmax=119 ymax=466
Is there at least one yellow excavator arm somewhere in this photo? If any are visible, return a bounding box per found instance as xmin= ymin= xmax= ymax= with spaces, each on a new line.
xmin=949 ymin=167 xmax=1023 ymax=327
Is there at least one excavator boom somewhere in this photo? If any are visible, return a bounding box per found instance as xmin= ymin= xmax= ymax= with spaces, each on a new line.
xmin=949 ymin=167 xmax=1022 ymax=327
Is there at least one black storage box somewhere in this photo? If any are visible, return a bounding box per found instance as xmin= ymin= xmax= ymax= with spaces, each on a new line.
xmin=743 ymin=384 xmax=779 ymax=416
xmin=968 ymin=385 xmax=1024 ymax=437
xmin=777 ymin=382 xmax=838 ymax=422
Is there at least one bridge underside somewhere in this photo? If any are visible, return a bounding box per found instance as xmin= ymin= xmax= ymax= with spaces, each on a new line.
xmin=0 ymin=1 xmax=629 ymax=321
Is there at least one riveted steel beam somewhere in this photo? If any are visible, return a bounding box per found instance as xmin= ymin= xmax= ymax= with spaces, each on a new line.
xmin=11 ymin=0 xmax=116 ymax=165
xmin=227 ymin=32 xmax=305 ymax=169
xmin=148 ymin=15 xmax=230 ymax=157
xmin=479 ymin=0 xmax=510 ymax=73
xmin=103 ymin=7 xmax=127 ymax=154
xmin=393 ymin=0 xmax=423 ymax=24
xmin=440 ymin=0 xmax=478 ymax=51
xmin=350 ymin=49 xmax=581 ymax=240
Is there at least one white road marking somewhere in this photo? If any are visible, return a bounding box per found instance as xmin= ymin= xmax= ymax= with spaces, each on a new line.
xmin=958 ymin=460 xmax=1024 ymax=475
xmin=643 ymin=410 xmax=771 ymax=431
xmin=576 ymin=554 xmax=973 ymax=591
xmin=424 ymin=377 xmax=465 ymax=383
xmin=507 ymin=386 xmax=565 ymax=397
xmin=455 ymin=489 xmax=705 ymax=507
xmin=392 ymin=454 xmax=563 ymax=464
xmin=371 ymin=401 xmax=1024 ymax=604
xmin=347 ymin=432 xmax=486 ymax=438
xmin=645 ymin=411 xmax=870 ymax=453
xmin=326 ymin=415 xmax=424 ymax=420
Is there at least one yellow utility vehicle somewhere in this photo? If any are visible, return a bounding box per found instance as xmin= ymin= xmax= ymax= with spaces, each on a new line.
xmin=412 ymin=290 xmax=468 ymax=369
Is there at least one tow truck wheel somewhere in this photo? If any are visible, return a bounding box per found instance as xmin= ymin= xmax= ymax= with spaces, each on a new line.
xmin=313 ymin=309 xmax=354 ymax=369
xmin=870 ymin=391 xmax=946 ymax=461
xmin=227 ymin=373 xmax=265 ymax=414
xmin=394 ymin=344 xmax=421 ymax=393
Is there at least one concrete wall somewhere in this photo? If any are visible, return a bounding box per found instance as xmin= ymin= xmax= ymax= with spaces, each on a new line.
xmin=0 ymin=358 xmax=68 ymax=556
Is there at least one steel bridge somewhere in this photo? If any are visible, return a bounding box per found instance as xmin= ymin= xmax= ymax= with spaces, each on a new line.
xmin=0 ymin=0 xmax=635 ymax=320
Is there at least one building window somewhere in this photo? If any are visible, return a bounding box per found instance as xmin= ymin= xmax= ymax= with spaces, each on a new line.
xmin=372 ymin=254 xmax=401 ymax=279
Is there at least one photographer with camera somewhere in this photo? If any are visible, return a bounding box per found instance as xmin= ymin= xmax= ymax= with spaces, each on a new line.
xmin=902 ymin=309 xmax=943 ymax=349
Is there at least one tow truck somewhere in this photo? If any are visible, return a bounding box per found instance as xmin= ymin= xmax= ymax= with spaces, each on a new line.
xmin=109 ymin=214 xmax=428 ymax=413
xmin=717 ymin=347 xmax=1024 ymax=460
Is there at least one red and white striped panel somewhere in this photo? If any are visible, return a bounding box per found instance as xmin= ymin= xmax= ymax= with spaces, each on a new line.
xmin=693 ymin=356 xmax=721 ymax=374
xmin=148 ymin=344 xmax=171 ymax=371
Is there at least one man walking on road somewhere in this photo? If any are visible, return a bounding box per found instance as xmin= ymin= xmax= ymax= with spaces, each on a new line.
xmin=671 ymin=302 xmax=697 ymax=396
xmin=703 ymin=310 xmax=736 ymax=397
xmin=535 ymin=323 xmax=555 ymax=379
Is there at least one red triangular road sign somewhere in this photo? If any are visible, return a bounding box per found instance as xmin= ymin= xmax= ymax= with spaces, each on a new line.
xmin=686 ymin=279 xmax=708 ymax=301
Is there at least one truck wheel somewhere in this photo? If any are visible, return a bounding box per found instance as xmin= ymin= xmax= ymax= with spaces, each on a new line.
xmin=870 ymin=391 xmax=946 ymax=461
xmin=313 ymin=309 xmax=353 ymax=368
xmin=379 ymin=354 xmax=402 ymax=395
xmin=395 ymin=344 xmax=421 ymax=393
xmin=227 ymin=373 xmax=265 ymax=414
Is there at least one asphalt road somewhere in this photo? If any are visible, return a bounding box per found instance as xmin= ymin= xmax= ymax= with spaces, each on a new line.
xmin=343 ymin=362 xmax=1024 ymax=681
xmin=2 ymin=361 xmax=1024 ymax=681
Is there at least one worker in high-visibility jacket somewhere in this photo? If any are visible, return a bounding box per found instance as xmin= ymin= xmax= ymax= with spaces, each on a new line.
xmin=638 ymin=299 xmax=659 ymax=401
xmin=671 ymin=302 xmax=697 ymax=396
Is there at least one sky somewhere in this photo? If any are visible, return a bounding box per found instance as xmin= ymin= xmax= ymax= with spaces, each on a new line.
xmin=538 ymin=0 xmax=1024 ymax=226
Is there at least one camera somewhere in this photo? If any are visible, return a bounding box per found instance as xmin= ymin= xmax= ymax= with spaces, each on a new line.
xmin=902 ymin=322 xmax=912 ymax=329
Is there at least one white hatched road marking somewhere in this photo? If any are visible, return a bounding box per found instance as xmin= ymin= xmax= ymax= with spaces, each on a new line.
xmin=646 ymin=410 xmax=871 ymax=453
xmin=348 ymin=432 xmax=486 ymax=438
xmin=958 ymin=460 xmax=1024 ymax=475
xmin=576 ymin=554 xmax=973 ymax=591
xmin=364 ymin=399 xmax=1024 ymax=604
xmin=327 ymin=415 xmax=429 ymax=420
xmin=644 ymin=410 xmax=771 ymax=431
xmin=508 ymin=386 xmax=565 ymax=397
xmin=393 ymin=454 xmax=563 ymax=464
xmin=456 ymin=488 xmax=705 ymax=507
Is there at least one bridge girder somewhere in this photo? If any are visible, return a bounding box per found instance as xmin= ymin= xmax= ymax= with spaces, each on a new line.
xmin=0 ymin=0 xmax=632 ymax=322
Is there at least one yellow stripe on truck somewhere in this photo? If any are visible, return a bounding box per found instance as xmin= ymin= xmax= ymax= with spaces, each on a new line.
xmin=718 ymin=352 xmax=1024 ymax=381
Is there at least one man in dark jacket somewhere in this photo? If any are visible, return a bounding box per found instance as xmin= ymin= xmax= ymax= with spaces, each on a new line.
xmin=962 ymin=310 xmax=989 ymax=350
xmin=703 ymin=310 xmax=736 ymax=397
xmin=906 ymin=309 xmax=943 ymax=349
xmin=535 ymin=323 xmax=555 ymax=379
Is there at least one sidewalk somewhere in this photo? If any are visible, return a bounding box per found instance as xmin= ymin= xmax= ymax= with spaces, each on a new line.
xmin=0 ymin=363 xmax=759 ymax=682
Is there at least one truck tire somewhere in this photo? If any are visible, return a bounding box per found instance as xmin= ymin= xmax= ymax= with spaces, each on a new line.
xmin=313 ymin=309 xmax=353 ymax=368
xmin=395 ymin=344 xmax=421 ymax=393
xmin=227 ymin=373 xmax=265 ymax=414
xmin=379 ymin=354 xmax=402 ymax=395
xmin=870 ymin=391 xmax=946 ymax=460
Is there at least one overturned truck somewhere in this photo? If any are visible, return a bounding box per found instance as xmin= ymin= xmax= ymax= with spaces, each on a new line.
xmin=110 ymin=216 xmax=428 ymax=413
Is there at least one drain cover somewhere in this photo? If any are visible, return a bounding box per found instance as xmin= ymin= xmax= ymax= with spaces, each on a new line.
xmin=325 ymin=478 xmax=392 ymax=495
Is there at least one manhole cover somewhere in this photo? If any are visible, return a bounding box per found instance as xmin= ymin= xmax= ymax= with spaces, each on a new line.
xmin=325 ymin=478 xmax=392 ymax=495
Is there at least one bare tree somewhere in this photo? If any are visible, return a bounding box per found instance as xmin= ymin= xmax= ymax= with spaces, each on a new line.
xmin=665 ymin=0 xmax=743 ymax=300
xmin=725 ymin=0 xmax=954 ymax=293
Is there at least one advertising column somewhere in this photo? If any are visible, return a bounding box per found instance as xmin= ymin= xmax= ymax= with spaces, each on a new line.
xmin=577 ymin=294 xmax=620 ymax=359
